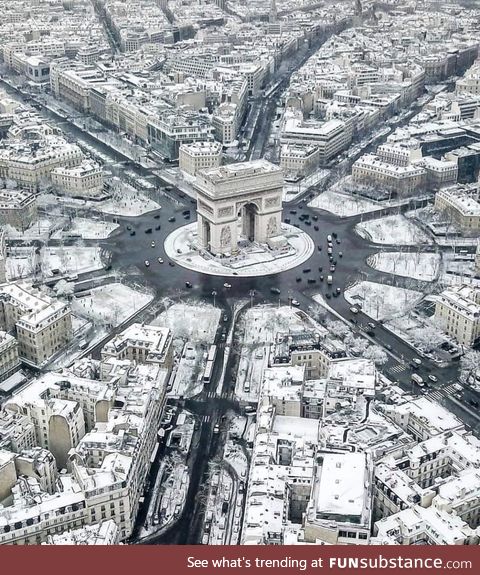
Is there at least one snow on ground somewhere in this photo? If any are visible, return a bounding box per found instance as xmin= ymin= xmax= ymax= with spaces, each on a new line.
xmin=153 ymin=302 xmax=220 ymax=346
xmin=309 ymin=189 xmax=380 ymax=217
xmin=6 ymin=248 xmax=35 ymax=280
xmin=344 ymin=281 xmax=423 ymax=321
xmin=367 ymin=251 xmax=441 ymax=281
xmin=224 ymin=440 xmax=248 ymax=481
xmin=355 ymin=214 xmax=432 ymax=245
xmin=440 ymin=254 xmax=480 ymax=288
xmin=235 ymin=305 xmax=308 ymax=401
xmin=153 ymin=302 xmax=221 ymax=398
xmin=72 ymin=283 xmax=153 ymax=327
xmin=40 ymin=246 xmax=103 ymax=276
xmin=284 ymin=169 xmax=330 ymax=202
xmin=3 ymin=218 xmax=63 ymax=240
xmin=52 ymin=217 xmax=119 ymax=240
xmin=98 ymin=186 xmax=160 ymax=216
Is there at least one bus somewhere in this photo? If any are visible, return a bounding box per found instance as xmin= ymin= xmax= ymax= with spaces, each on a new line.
xmin=207 ymin=345 xmax=217 ymax=363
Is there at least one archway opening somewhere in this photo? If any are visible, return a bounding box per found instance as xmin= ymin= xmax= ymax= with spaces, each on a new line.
xmin=239 ymin=203 xmax=258 ymax=243
xmin=203 ymin=220 xmax=211 ymax=250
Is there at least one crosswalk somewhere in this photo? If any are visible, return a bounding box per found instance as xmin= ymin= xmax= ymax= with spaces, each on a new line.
xmin=205 ymin=390 xmax=217 ymax=399
xmin=428 ymin=383 xmax=457 ymax=402
xmin=387 ymin=363 xmax=407 ymax=376
xmin=201 ymin=415 xmax=211 ymax=423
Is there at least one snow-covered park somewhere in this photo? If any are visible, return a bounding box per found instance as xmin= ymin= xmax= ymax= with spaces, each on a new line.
xmin=308 ymin=189 xmax=380 ymax=217
xmin=356 ymin=214 xmax=432 ymax=245
xmin=40 ymin=246 xmax=104 ymax=276
xmin=52 ymin=217 xmax=119 ymax=240
xmin=344 ymin=281 xmax=423 ymax=321
xmin=367 ymin=251 xmax=441 ymax=281
xmin=72 ymin=283 xmax=153 ymax=327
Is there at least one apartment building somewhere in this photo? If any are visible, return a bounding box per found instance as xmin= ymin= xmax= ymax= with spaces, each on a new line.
xmin=51 ymin=161 xmax=104 ymax=199
xmin=0 ymin=410 xmax=36 ymax=453
xmin=0 ymin=229 xmax=6 ymax=284
xmin=270 ymin=331 xmax=347 ymax=379
xmin=434 ymin=184 xmax=480 ymax=232
xmin=179 ymin=141 xmax=222 ymax=177
xmin=0 ymin=283 xmax=73 ymax=367
xmin=434 ymin=285 xmax=480 ymax=347
xmin=0 ymin=331 xmax=20 ymax=383
xmin=0 ymin=138 xmax=84 ymax=192
xmin=0 ymin=189 xmax=37 ymax=231
xmin=0 ymin=358 xmax=168 ymax=544
xmin=280 ymin=144 xmax=320 ymax=178
xmin=352 ymin=154 xmax=427 ymax=194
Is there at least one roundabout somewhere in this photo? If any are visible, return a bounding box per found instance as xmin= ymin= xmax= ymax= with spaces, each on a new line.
xmin=164 ymin=221 xmax=315 ymax=277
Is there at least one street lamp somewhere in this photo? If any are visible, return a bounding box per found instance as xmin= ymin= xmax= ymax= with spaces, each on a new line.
xmin=212 ymin=290 xmax=217 ymax=308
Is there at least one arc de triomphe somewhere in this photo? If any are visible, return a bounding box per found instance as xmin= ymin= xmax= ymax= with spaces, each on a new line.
xmin=194 ymin=160 xmax=284 ymax=256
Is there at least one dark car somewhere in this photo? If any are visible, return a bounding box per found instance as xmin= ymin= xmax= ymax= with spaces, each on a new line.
xmin=168 ymin=217 xmax=176 ymax=222
xmin=145 ymin=228 xmax=152 ymax=234
xmin=182 ymin=210 xmax=190 ymax=216
xmin=314 ymin=225 xmax=319 ymax=231
xmin=312 ymin=215 xmax=318 ymax=221
xmin=318 ymin=267 xmax=323 ymax=272
xmin=169 ymin=262 xmax=175 ymax=267
xmin=307 ymin=278 xmax=316 ymax=284
xmin=296 ymin=277 xmax=302 ymax=282
xmin=126 ymin=225 xmax=132 ymax=230
xmin=303 ymin=268 xmax=311 ymax=273
xmin=130 ymin=230 xmax=136 ymax=236
xmin=290 ymin=210 xmax=297 ymax=215
xmin=155 ymin=225 xmax=161 ymax=230
xmin=284 ymin=218 xmax=291 ymax=224
xmin=185 ymin=281 xmax=192 ymax=288
xmin=317 ymin=246 xmax=322 ymax=251
xmin=154 ymin=214 xmax=160 ymax=220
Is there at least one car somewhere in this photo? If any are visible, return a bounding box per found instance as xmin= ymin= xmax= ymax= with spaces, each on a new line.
xmin=270 ymin=287 xmax=281 ymax=294
xmin=158 ymin=258 xmax=164 ymax=263
xmin=165 ymin=186 xmax=173 ymax=192
xmin=428 ymin=375 xmax=438 ymax=383
xmin=385 ymin=344 xmax=392 ymax=351
xmin=326 ymin=293 xmax=331 ymax=299
xmin=130 ymin=230 xmax=136 ymax=236
xmin=144 ymin=260 xmax=150 ymax=267
xmin=155 ymin=224 xmax=161 ymax=230
xmin=145 ymin=228 xmax=152 ymax=234
xmin=336 ymin=287 xmax=341 ymax=294
xmin=296 ymin=277 xmax=302 ymax=282
xmin=330 ymin=265 xmax=336 ymax=272
xmin=151 ymin=241 xmax=156 ymax=247
xmin=366 ymin=330 xmax=375 ymax=337
xmin=349 ymin=318 xmax=358 ymax=324
xmin=319 ymin=275 xmax=324 ymax=281
xmin=312 ymin=215 xmax=318 ymax=221
xmin=339 ymin=251 xmax=343 ymax=257
xmin=213 ymin=424 xmax=220 ymax=434
xmin=350 ymin=306 xmax=359 ymax=314
xmin=368 ymin=322 xmax=376 ymax=329
xmin=453 ymin=383 xmax=463 ymax=392
xmin=314 ymin=225 xmax=319 ymax=231
xmin=327 ymin=247 xmax=333 ymax=254
xmin=303 ymin=268 xmax=311 ymax=273
xmin=332 ymin=232 xmax=338 ymax=238
xmin=126 ymin=225 xmax=132 ymax=231
xmin=304 ymin=220 xmax=311 ymax=226
xmin=169 ymin=262 xmax=175 ymax=267
xmin=182 ymin=210 xmax=190 ymax=216
xmin=307 ymin=278 xmax=316 ymax=284
xmin=223 ymin=282 xmax=232 ymax=289
xmin=290 ymin=210 xmax=297 ymax=215
xmin=284 ymin=218 xmax=291 ymax=224
xmin=168 ymin=217 xmax=176 ymax=222
xmin=327 ymin=235 xmax=332 ymax=242
xmin=319 ymin=267 xmax=323 ymax=272
xmin=291 ymin=299 xmax=300 ymax=307
xmin=185 ymin=281 xmax=192 ymax=288
xmin=317 ymin=246 xmax=322 ymax=251
xmin=336 ymin=239 xmax=341 ymax=244
xmin=223 ymin=314 xmax=228 ymax=322
xmin=412 ymin=358 xmax=422 ymax=366
xmin=154 ymin=214 xmax=160 ymax=219
xmin=184 ymin=214 xmax=190 ymax=220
